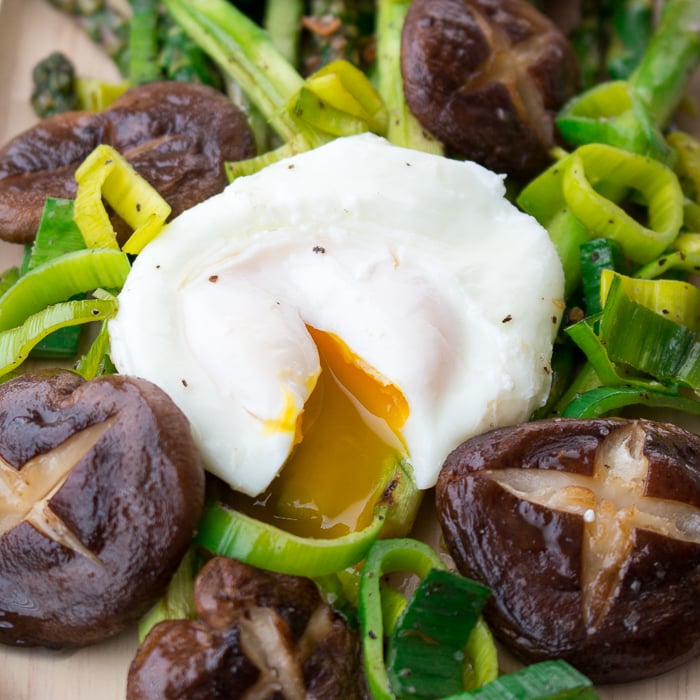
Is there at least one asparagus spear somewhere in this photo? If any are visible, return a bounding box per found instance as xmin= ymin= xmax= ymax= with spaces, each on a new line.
xmin=375 ymin=0 xmax=442 ymax=153
xmin=264 ymin=0 xmax=304 ymax=67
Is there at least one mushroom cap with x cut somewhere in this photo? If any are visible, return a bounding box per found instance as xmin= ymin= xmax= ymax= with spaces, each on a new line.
xmin=401 ymin=0 xmax=579 ymax=179
xmin=0 ymin=370 xmax=205 ymax=648
xmin=436 ymin=417 xmax=700 ymax=684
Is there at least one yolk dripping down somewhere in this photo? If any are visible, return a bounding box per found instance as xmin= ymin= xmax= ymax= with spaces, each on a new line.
xmin=233 ymin=326 xmax=409 ymax=538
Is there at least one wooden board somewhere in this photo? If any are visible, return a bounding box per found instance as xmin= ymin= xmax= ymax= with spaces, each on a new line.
xmin=0 ymin=1 xmax=699 ymax=698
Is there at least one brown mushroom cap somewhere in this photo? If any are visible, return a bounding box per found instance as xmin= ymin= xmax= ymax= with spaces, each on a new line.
xmin=127 ymin=556 xmax=368 ymax=700
xmin=0 ymin=370 xmax=205 ymax=648
xmin=401 ymin=0 xmax=579 ymax=180
xmin=436 ymin=417 xmax=700 ymax=683
xmin=0 ymin=81 xmax=256 ymax=245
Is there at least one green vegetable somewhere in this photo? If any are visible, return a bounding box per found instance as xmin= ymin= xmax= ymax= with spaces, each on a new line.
xmin=138 ymin=547 xmax=199 ymax=642
xmin=24 ymin=198 xmax=86 ymax=272
xmin=164 ymin=0 xmax=386 ymax=180
xmin=556 ymin=0 xmax=700 ymax=157
xmin=129 ymin=0 xmax=161 ymax=84
xmin=0 ymin=248 xmax=129 ymax=333
xmin=22 ymin=198 xmax=88 ymax=358
xmin=517 ymin=143 xmax=684 ymax=295
xmin=561 ymin=384 xmax=700 ymax=418
xmin=263 ymin=0 xmax=303 ymax=66
xmin=375 ymin=0 xmax=443 ymax=153
xmin=163 ymin=0 xmax=309 ymax=145
xmin=73 ymin=314 xmax=117 ymax=380
xmin=444 ymin=660 xmax=599 ymax=700
xmin=579 ymin=238 xmax=624 ymax=315
xmin=358 ymin=538 xmax=497 ymax=700
xmin=599 ymin=275 xmax=700 ymax=389
xmin=0 ymin=298 xmax=117 ymax=380
xmin=559 ymin=272 xmax=700 ymax=417
xmin=386 ymin=568 xmax=491 ymax=698
xmin=194 ymin=502 xmax=387 ymax=577
xmin=74 ymin=144 xmax=171 ymax=253
xmin=605 ymin=0 xmax=654 ymax=81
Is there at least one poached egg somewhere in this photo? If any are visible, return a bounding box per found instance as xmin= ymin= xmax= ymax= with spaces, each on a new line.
xmin=109 ymin=134 xmax=564 ymax=532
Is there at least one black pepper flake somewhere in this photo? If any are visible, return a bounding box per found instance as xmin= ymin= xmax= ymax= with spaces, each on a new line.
xmin=313 ymin=245 xmax=326 ymax=254
xmin=502 ymin=314 xmax=513 ymax=323
xmin=658 ymin=257 xmax=667 ymax=266
xmin=91 ymin=308 xmax=100 ymax=316
xmin=406 ymin=162 xmax=412 ymax=167
xmin=181 ymin=379 xmax=188 ymax=387
xmin=288 ymin=164 xmax=295 ymax=170
xmin=136 ymin=202 xmax=141 ymax=212
xmin=155 ymin=264 xmax=161 ymax=269
xmin=368 ymin=630 xmax=377 ymax=640
xmin=661 ymin=308 xmax=670 ymax=315
xmin=209 ymin=275 xmax=219 ymax=283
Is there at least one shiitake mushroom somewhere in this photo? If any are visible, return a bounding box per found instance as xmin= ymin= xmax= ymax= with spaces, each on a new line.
xmin=401 ymin=0 xmax=579 ymax=179
xmin=127 ymin=556 xmax=369 ymax=700
xmin=436 ymin=417 xmax=700 ymax=684
xmin=0 ymin=370 xmax=205 ymax=648
xmin=0 ymin=81 xmax=256 ymax=245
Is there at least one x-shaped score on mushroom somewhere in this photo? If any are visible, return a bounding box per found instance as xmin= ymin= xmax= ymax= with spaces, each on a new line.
xmin=484 ymin=422 xmax=700 ymax=631
xmin=0 ymin=418 xmax=115 ymax=565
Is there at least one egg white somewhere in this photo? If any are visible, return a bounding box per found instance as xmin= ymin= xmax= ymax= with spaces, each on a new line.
xmin=109 ymin=133 xmax=565 ymax=496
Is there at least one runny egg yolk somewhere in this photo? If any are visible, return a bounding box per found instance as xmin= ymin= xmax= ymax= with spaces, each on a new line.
xmin=232 ymin=326 xmax=409 ymax=538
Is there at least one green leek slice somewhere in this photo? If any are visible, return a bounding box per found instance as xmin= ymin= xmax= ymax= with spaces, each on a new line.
xmin=73 ymin=317 xmax=116 ymax=380
xmin=138 ymin=547 xmax=199 ymax=642
xmin=74 ymin=144 xmax=171 ymax=253
xmin=23 ymin=197 xmax=88 ymax=358
xmin=0 ymin=299 xmax=117 ymax=379
xmin=564 ymin=315 xmax=674 ymax=393
xmin=359 ymin=538 xmax=497 ymax=700
xmin=444 ymin=660 xmax=598 ymax=699
xmin=600 ymin=276 xmax=700 ymax=389
xmin=0 ymin=248 xmax=129 ymax=333
xmin=599 ymin=269 xmax=700 ymax=331
xmin=555 ymin=80 xmax=667 ymax=159
xmin=194 ymin=502 xmax=386 ymax=577
xmin=561 ymin=385 xmax=700 ymax=419
xmin=25 ymin=198 xmax=86 ymax=271
xmin=386 ymin=568 xmax=491 ymax=699
xmin=562 ymin=144 xmax=683 ymax=264
xmin=301 ymin=60 xmax=388 ymax=135
xmin=580 ymin=239 xmax=624 ymax=315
